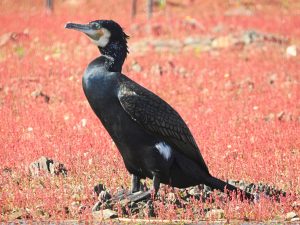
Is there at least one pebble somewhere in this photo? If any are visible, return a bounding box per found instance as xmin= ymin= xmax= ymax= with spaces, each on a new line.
xmin=285 ymin=211 xmax=298 ymax=220
xmin=131 ymin=61 xmax=142 ymax=72
xmin=91 ymin=180 xmax=286 ymax=219
xmin=31 ymin=90 xmax=50 ymax=103
xmin=286 ymin=45 xmax=297 ymax=57
xmin=8 ymin=210 xmax=23 ymax=221
xmin=205 ymin=209 xmax=225 ymax=219
xmin=291 ymin=217 xmax=300 ymax=222
xmin=103 ymin=209 xmax=118 ymax=219
xmin=130 ymin=30 xmax=287 ymax=55
xmin=29 ymin=156 xmax=67 ymax=176
xmin=93 ymin=209 xmax=118 ymax=219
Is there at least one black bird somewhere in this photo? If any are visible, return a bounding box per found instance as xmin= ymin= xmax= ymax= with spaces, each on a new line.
xmin=65 ymin=20 xmax=252 ymax=200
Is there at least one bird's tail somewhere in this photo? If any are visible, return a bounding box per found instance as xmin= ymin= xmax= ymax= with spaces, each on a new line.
xmin=205 ymin=175 xmax=254 ymax=201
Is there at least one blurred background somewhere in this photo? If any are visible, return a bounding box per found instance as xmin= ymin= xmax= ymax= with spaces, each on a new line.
xmin=1 ymin=0 xmax=300 ymax=36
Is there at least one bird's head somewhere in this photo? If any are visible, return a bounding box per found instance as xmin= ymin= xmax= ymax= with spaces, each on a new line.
xmin=65 ymin=20 xmax=129 ymax=61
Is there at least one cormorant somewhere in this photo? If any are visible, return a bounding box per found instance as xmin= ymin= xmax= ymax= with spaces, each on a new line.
xmin=65 ymin=20 xmax=252 ymax=200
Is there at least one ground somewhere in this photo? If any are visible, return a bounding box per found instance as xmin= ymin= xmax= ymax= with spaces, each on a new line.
xmin=0 ymin=0 xmax=299 ymax=222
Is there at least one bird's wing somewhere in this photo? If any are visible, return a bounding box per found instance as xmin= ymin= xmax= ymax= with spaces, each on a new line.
xmin=117 ymin=75 xmax=209 ymax=172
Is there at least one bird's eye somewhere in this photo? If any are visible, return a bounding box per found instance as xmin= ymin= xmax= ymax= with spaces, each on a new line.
xmin=90 ymin=22 xmax=100 ymax=29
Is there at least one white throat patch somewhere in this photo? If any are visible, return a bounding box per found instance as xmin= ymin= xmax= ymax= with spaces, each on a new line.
xmin=92 ymin=28 xmax=111 ymax=47
xmin=155 ymin=142 xmax=172 ymax=160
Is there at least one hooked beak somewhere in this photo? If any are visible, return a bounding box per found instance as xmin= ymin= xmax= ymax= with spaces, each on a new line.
xmin=65 ymin=22 xmax=91 ymax=32
xmin=65 ymin=22 xmax=100 ymax=40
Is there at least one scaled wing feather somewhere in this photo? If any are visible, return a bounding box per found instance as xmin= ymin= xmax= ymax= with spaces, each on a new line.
xmin=117 ymin=75 xmax=209 ymax=173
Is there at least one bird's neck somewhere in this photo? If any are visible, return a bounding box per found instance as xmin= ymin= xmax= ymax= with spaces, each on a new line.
xmin=98 ymin=41 xmax=128 ymax=72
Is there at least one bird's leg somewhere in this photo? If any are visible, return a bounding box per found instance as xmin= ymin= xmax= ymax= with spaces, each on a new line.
xmin=152 ymin=174 xmax=160 ymax=195
xmin=126 ymin=174 xmax=160 ymax=203
xmin=131 ymin=174 xmax=141 ymax=193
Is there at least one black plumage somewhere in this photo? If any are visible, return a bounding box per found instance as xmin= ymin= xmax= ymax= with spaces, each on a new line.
xmin=65 ymin=20 xmax=252 ymax=200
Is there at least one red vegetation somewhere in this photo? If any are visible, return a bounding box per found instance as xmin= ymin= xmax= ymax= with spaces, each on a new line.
xmin=0 ymin=0 xmax=299 ymax=222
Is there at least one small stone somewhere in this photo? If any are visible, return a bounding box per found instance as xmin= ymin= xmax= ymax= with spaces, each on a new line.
xmin=268 ymin=73 xmax=277 ymax=85
xmin=277 ymin=111 xmax=285 ymax=121
xmin=224 ymin=80 xmax=234 ymax=91
xmin=2 ymin=167 xmax=12 ymax=174
xmin=178 ymin=67 xmax=187 ymax=76
xmin=183 ymin=16 xmax=205 ymax=30
xmin=150 ymin=64 xmax=163 ymax=76
xmin=187 ymin=188 xmax=196 ymax=196
xmin=80 ymin=118 xmax=87 ymax=127
xmin=93 ymin=209 xmax=118 ymax=219
xmin=31 ymin=90 xmax=50 ymax=103
xmin=227 ymin=180 xmax=239 ymax=186
xmin=188 ymin=186 xmax=201 ymax=196
xmin=131 ymin=61 xmax=142 ymax=72
xmin=285 ymin=211 xmax=298 ymax=220
xmin=31 ymin=89 xmax=42 ymax=97
xmin=211 ymin=35 xmax=234 ymax=49
xmin=206 ymin=209 xmax=225 ymax=219
xmin=237 ymin=180 xmax=246 ymax=190
xmin=8 ymin=210 xmax=23 ymax=221
xmin=184 ymin=36 xmax=202 ymax=45
xmin=292 ymin=201 xmax=300 ymax=208
xmin=286 ymin=45 xmax=297 ymax=57
xmin=264 ymin=113 xmax=275 ymax=122
xmin=241 ymin=30 xmax=261 ymax=44
xmin=0 ymin=32 xmax=13 ymax=46
xmin=29 ymin=156 xmax=67 ymax=176
xmin=184 ymin=37 xmax=212 ymax=52
xmin=291 ymin=217 xmax=300 ymax=222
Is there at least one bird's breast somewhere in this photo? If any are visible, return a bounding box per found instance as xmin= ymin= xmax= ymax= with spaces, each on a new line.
xmin=83 ymin=67 xmax=116 ymax=99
